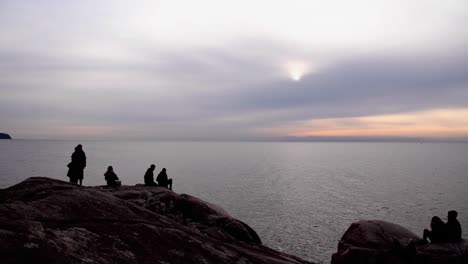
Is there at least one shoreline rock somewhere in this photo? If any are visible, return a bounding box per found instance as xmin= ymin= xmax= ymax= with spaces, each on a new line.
xmin=332 ymin=220 xmax=468 ymax=264
xmin=0 ymin=177 xmax=314 ymax=264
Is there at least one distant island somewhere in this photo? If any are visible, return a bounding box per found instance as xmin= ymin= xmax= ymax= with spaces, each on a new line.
xmin=0 ymin=133 xmax=12 ymax=139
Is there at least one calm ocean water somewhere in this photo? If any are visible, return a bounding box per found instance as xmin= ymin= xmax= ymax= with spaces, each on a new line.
xmin=1 ymin=140 xmax=467 ymax=262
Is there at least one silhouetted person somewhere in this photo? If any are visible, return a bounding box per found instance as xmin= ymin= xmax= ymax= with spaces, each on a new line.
xmin=104 ymin=166 xmax=121 ymax=187
xmin=144 ymin=164 xmax=157 ymax=186
xmin=67 ymin=162 xmax=76 ymax=184
xmin=423 ymin=216 xmax=446 ymax=243
xmin=67 ymin=144 xmax=86 ymax=185
xmin=446 ymin=210 xmax=462 ymax=241
xmin=156 ymin=168 xmax=172 ymax=190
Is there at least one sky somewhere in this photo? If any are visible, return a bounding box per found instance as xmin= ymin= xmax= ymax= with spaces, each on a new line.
xmin=1 ymin=0 xmax=468 ymax=140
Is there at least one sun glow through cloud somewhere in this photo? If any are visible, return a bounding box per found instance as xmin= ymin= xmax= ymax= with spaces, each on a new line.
xmin=287 ymin=62 xmax=309 ymax=81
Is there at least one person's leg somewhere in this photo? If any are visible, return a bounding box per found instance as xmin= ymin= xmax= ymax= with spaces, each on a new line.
xmin=70 ymin=178 xmax=75 ymax=184
xmin=77 ymin=169 xmax=83 ymax=186
xmin=168 ymin=179 xmax=172 ymax=190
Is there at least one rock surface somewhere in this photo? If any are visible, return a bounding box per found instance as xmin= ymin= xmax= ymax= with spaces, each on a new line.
xmin=332 ymin=220 xmax=468 ymax=264
xmin=0 ymin=177 xmax=314 ymax=264
xmin=0 ymin=133 xmax=12 ymax=139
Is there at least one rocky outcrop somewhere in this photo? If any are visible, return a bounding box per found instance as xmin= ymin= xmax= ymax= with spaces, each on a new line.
xmin=0 ymin=177 xmax=314 ymax=264
xmin=0 ymin=133 xmax=12 ymax=139
xmin=332 ymin=220 xmax=468 ymax=264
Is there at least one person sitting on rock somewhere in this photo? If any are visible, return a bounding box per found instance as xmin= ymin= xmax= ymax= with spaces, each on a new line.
xmin=446 ymin=210 xmax=462 ymax=241
xmin=104 ymin=166 xmax=121 ymax=187
xmin=423 ymin=216 xmax=447 ymax=243
xmin=144 ymin=164 xmax=157 ymax=186
xmin=156 ymin=168 xmax=172 ymax=190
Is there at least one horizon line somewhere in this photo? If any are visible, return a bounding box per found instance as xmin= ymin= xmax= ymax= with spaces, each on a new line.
xmin=4 ymin=137 xmax=468 ymax=143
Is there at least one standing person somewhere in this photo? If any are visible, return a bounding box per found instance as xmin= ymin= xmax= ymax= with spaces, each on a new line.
xmin=104 ymin=166 xmax=121 ymax=187
xmin=156 ymin=168 xmax=172 ymax=190
xmin=144 ymin=164 xmax=157 ymax=186
xmin=67 ymin=144 xmax=86 ymax=185
xmin=446 ymin=210 xmax=462 ymax=241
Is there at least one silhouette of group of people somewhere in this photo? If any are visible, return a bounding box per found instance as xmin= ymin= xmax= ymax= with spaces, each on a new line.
xmin=144 ymin=164 xmax=173 ymax=190
xmin=66 ymin=144 xmax=173 ymax=190
xmin=67 ymin=144 xmax=86 ymax=185
xmin=67 ymin=145 xmax=464 ymax=242
xmin=422 ymin=210 xmax=462 ymax=243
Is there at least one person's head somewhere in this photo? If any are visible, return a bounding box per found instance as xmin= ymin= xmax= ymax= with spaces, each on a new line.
xmin=150 ymin=164 xmax=156 ymax=170
xmin=448 ymin=210 xmax=458 ymax=221
xmin=77 ymin=144 xmax=82 ymax=150
xmin=162 ymin=168 xmax=166 ymax=172
xmin=431 ymin=216 xmax=443 ymax=229
xmin=107 ymin=166 xmax=113 ymax=171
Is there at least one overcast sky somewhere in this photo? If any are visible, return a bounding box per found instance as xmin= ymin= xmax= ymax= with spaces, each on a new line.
xmin=1 ymin=0 xmax=468 ymax=140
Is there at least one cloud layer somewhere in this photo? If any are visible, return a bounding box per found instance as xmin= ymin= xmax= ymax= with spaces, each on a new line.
xmin=1 ymin=0 xmax=467 ymax=140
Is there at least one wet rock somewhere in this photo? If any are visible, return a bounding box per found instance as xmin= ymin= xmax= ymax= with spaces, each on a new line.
xmin=0 ymin=177 xmax=314 ymax=264
xmin=332 ymin=220 xmax=468 ymax=264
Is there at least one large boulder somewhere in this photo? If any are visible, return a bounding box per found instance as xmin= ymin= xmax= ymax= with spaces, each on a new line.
xmin=0 ymin=177 xmax=314 ymax=264
xmin=332 ymin=220 xmax=468 ymax=264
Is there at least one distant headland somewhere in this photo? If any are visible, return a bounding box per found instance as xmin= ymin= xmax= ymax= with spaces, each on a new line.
xmin=0 ymin=133 xmax=12 ymax=139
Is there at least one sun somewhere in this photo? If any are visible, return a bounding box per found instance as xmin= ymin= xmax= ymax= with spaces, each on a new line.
xmin=290 ymin=68 xmax=304 ymax=81
xmin=286 ymin=62 xmax=308 ymax=81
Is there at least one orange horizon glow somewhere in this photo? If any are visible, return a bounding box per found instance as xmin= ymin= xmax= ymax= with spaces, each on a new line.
xmin=271 ymin=108 xmax=468 ymax=138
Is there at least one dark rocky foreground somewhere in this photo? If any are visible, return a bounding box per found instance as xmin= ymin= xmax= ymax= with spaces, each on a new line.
xmin=0 ymin=133 xmax=12 ymax=139
xmin=332 ymin=220 xmax=468 ymax=264
xmin=3 ymin=177 xmax=465 ymax=264
xmin=0 ymin=177 xmax=314 ymax=264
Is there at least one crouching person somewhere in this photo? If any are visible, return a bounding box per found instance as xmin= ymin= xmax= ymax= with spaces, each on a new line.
xmin=157 ymin=168 xmax=173 ymax=190
xmin=104 ymin=166 xmax=121 ymax=187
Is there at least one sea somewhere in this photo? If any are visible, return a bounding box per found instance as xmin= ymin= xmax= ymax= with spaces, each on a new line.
xmin=1 ymin=140 xmax=467 ymax=263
